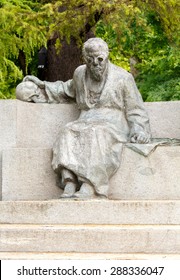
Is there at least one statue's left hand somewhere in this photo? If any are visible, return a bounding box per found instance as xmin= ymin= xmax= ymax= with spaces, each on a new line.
xmin=23 ymin=75 xmax=45 ymax=89
xmin=130 ymin=131 xmax=150 ymax=144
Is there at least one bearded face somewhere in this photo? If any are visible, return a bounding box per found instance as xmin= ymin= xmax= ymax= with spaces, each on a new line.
xmin=85 ymin=51 xmax=108 ymax=81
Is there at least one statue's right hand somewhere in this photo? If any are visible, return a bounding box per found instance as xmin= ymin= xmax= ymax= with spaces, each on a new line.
xmin=23 ymin=75 xmax=45 ymax=88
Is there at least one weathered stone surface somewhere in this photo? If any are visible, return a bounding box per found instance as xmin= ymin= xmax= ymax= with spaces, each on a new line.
xmin=0 ymin=100 xmax=179 ymax=259
xmin=0 ymin=200 xmax=179 ymax=225
xmin=0 ymin=100 xmax=17 ymax=148
xmin=110 ymin=146 xmax=180 ymax=200
xmin=2 ymin=149 xmax=60 ymax=201
xmin=0 ymin=101 xmax=16 ymax=200
xmin=0 ymin=224 xmax=180 ymax=253
xmin=2 ymin=146 xmax=180 ymax=200
xmin=0 ymin=149 xmax=2 ymax=200
xmin=0 ymin=101 xmax=179 ymax=150
xmin=145 ymin=101 xmax=180 ymax=139
xmin=15 ymin=101 xmax=180 ymax=148
xmin=16 ymin=100 xmax=80 ymax=148
xmin=0 ymin=100 xmax=179 ymax=202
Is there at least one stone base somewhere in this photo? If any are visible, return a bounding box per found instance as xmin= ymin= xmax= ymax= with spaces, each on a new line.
xmin=0 ymin=100 xmax=180 ymax=199
xmin=1 ymin=224 xmax=180 ymax=254
xmin=0 ymin=100 xmax=180 ymax=259
xmin=1 ymin=200 xmax=180 ymax=225
xmin=0 ymin=200 xmax=180 ymax=225
xmin=0 ymin=201 xmax=179 ymax=255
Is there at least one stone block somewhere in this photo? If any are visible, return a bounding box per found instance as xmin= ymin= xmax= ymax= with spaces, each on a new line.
xmin=0 ymin=101 xmax=17 ymax=201
xmin=0 ymin=100 xmax=17 ymax=200
xmin=0 ymin=224 xmax=180 ymax=253
xmin=2 ymin=146 xmax=180 ymax=201
xmin=0 ymin=100 xmax=17 ymax=148
xmin=14 ymin=101 xmax=180 ymax=149
xmin=110 ymin=146 xmax=180 ymax=200
xmin=16 ymin=100 xmax=80 ymax=148
xmin=0 ymin=101 xmax=179 ymax=151
xmin=145 ymin=101 xmax=180 ymax=138
xmin=2 ymin=148 xmax=60 ymax=201
xmin=0 ymin=200 xmax=179 ymax=225
xmin=0 ymin=100 xmax=179 ymax=150
xmin=0 ymin=148 xmax=2 ymax=200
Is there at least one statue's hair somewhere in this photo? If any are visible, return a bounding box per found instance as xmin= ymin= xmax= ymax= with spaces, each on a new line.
xmin=82 ymin=38 xmax=109 ymax=58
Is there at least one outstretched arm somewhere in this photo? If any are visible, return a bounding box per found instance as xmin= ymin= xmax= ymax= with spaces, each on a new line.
xmin=17 ymin=75 xmax=76 ymax=104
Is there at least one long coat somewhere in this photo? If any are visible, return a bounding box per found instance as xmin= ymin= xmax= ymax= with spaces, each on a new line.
xmin=44 ymin=62 xmax=150 ymax=196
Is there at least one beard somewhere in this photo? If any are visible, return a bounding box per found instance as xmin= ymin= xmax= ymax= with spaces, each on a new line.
xmin=89 ymin=65 xmax=104 ymax=81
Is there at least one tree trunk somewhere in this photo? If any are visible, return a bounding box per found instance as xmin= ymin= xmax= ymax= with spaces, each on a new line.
xmin=46 ymin=37 xmax=82 ymax=82
xmin=45 ymin=32 xmax=94 ymax=82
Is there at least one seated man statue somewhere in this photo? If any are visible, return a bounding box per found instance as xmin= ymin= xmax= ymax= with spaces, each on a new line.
xmin=16 ymin=37 xmax=151 ymax=199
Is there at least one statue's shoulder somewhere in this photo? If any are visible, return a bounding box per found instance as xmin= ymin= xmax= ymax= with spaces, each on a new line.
xmin=110 ymin=62 xmax=132 ymax=80
xmin=73 ymin=65 xmax=86 ymax=79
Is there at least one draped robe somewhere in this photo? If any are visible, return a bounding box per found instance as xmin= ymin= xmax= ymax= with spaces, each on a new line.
xmin=43 ymin=62 xmax=150 ymax=196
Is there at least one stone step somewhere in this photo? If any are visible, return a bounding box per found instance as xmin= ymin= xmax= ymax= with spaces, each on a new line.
xmin=0 ymin=224 xmax=180 ymax=254
xmin=2 ymin=146 xmax=180 ymax=200
xmin=1 ymin=252 xmax=180 ymax=260
xmin=0 ymin=200 xmax=179 ymax=225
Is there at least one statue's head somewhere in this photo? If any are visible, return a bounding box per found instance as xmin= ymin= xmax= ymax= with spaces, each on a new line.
xmin=82 ymin=38 xmax=109 ymax=81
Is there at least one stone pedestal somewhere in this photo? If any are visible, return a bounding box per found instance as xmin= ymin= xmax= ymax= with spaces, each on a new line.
xmin=0 ymin=200 xmax=180 ymax=259
xmin=0 ymin=100 xmax=180 ymax=259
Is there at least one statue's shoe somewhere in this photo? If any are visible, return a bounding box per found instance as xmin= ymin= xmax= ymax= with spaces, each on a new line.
xmin=73 ymin=182 xmax=95 ymax=199
xmin=59 ymin=182 xmax=77 ymax=199
xmin=73 ymin=192 xmax=108 ymax=200
xmin=73 ymin=192 xmax=95 ymax=200
xmin=60 ymin=193 xmax=74 ymax=199
xmin=73 ymin=182 xmax=108 ymax=200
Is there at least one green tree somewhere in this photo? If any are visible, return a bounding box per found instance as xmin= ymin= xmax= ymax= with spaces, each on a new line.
xmin=0 ymin=0 xmax=48 ymax=98
xmin=0 ymin=0 xmax=179 ymax=99
xmin=96 ymin=10 xmax=180 ymax=101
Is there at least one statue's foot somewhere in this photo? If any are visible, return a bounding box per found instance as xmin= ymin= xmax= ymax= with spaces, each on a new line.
xmin=73 ymin=183 xmax=95 ymax=199
xmin=60 ymin=182 xmax=77 ymax=198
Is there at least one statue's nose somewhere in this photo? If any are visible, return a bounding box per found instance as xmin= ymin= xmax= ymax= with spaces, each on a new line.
xmin=93 ymin=58 xmax=98 ymax=66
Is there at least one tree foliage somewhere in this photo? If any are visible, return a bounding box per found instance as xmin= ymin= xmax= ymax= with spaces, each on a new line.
xmin=0 ymin=0 xmax=48 ymax=98
xmin=0 ymin=0 xmax=179 ymax=100
xmin=96 ymin=9 xmax=180 ymax=101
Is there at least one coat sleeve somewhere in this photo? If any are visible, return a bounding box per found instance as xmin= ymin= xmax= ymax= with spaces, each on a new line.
xmin=123 ymin=73 xmax=151 ymax=138
xmin=44 ymin=79 xmax=76 ymax=104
